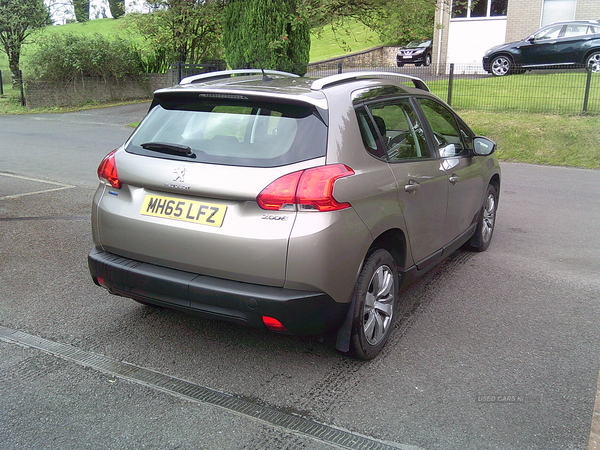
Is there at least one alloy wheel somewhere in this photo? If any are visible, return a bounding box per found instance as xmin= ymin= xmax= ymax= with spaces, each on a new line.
xmin=587 ymin=53 xmax=600 ymax=73
xmin=491 ymin=56 xmax=511 ymax=76
xmin=481 ymin=192 xmax=496 ymax=244
xmin=362 ymin=265 xmax=395 ymax=346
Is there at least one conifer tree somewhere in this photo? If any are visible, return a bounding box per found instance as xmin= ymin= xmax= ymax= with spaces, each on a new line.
xmin=72 ymin=0 xmax=89 ymax=22
xmin=224 ymin=0 xmax=310 ymax=76
xmin=108 ymin=0 xmax=125 ymax=19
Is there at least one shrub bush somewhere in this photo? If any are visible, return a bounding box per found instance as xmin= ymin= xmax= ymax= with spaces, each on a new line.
xmin=25 ymin=33 xmax=144 ymax=83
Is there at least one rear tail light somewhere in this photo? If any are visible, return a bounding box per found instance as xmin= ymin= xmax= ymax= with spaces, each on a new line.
xmin=257 ymin=164 xmax=354 ymax=212
xmin=97 ymin=149 xmax=122 ymax=189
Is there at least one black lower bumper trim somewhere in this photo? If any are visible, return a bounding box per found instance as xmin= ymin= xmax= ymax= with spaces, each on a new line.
xmin=88 ymin=248 xmax=347 ymax=335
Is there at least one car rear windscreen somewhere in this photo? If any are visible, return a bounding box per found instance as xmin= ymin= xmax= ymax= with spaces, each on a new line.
xmin=125 ymin=96 xmax=327 ymax=168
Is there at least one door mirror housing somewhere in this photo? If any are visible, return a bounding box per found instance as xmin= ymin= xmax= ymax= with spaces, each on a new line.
xmin=472 ymin=137 xmax=496 ymax=156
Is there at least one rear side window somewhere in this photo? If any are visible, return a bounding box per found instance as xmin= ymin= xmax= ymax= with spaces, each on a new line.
xmin=563 ymin=24 xmax=596 ymax=37
xmin=356 ymin=98 xmax=429 ymax=161
xmin=126 ymin=97 xmax=327 ymax=168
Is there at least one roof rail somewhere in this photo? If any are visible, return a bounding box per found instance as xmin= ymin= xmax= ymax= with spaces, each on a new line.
xmin=180 ymin=69 xmax=300 ymax=85
xmin=311 ymin=71 xmax=429 ymax=92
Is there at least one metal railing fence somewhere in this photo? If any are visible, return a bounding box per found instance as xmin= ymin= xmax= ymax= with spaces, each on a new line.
xmin=306 ymin=62 xmax=600 ymax=114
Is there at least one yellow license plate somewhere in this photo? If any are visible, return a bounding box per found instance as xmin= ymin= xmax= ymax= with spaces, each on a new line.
xmin=140 ymin=195 xmax=227 ymax=227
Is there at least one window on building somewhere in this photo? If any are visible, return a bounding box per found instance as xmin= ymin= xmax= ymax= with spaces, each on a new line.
xmin=451 ymin=0 xmax=507 ymax=19
xmin=541 ymin=0 xmax=576 ymax=27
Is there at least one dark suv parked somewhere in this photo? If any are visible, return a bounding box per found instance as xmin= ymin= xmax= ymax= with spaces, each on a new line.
xmin=483 ymin=20 xmax=600 ymax=76
xmin=397 ymin=40 xmax=432 ymax=67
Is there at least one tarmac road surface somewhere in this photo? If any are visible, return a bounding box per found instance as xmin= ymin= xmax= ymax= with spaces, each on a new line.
xmin=1 ymin=104 xmax=599 ymax=450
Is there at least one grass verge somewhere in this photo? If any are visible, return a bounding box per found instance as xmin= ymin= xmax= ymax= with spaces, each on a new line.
xmin=460 ymin=110 xmax=600 ymax=170
xmin=427 ymin=71 xmax=600 ymax=114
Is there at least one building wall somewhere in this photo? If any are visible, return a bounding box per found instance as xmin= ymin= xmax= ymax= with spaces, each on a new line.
xmin=505 ymin=0 xmax=543 ymax=42
xmin=433 ymin=0 xmax=452 ymax=72
xmin=576 ymin=0 xmax=600 ymax=19
xmin=447 ymin=18 xmax=507 ymax=67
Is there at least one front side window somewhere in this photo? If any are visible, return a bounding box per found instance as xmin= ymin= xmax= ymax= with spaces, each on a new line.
xmin=126 ymin=95 xmax=327 ymax=168
xmin=417 ymin=98 xmax=471 ymax=158
xmin=356 ymin=98 xmax=429 ymax=162
xmin=533 ymin=24 xmax=563 ymax=40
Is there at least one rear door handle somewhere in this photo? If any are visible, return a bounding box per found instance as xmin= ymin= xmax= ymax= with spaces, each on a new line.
xmin=449 ymin=174 xmax=460 ymax=184
xmin=404 ymin=180 xmax=420 ymax=192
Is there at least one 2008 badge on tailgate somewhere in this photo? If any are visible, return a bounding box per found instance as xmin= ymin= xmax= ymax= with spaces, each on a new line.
xmin=141 ymin=195 xmax=227 ymax=227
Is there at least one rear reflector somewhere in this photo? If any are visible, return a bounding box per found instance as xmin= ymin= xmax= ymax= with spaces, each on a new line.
xmin=262 ymin=316 xmax=288 ymax=332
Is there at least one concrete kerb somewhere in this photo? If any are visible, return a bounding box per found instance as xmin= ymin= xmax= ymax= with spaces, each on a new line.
xmin=589 ymin=369 xmax=600 ymax=450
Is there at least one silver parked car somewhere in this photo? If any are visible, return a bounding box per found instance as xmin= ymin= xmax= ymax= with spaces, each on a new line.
xmin=89 ymin=70 xmax=500 ymax=359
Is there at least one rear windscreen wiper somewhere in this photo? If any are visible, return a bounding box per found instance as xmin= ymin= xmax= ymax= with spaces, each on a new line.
xmin=141 ymin=142 xmax=195 ymax=157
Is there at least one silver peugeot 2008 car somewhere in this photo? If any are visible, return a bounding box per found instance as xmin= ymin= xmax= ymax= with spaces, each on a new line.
xmin=88 ymin=70 xmax=500 ymax=359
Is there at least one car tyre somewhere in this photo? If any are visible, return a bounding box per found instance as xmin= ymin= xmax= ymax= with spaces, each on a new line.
xmin=397 ymin=62 xmax=404 ymax=67
xmin=490 ymin=55 xmax=512 ymax=76
xmin=465 ymin=184 xmax=498 ymax=252
xmin=586 ymin=52 xmax=600 ymax=73
xmin=424 ymin=54 xmax=431 ymax=66
xmin=350 ymin=249 xmax=398 ymax=360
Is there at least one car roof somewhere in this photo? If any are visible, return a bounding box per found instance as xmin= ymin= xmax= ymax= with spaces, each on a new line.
xmin=544 ymin=19 xmax=600 ymax=27
xmin=153 ymin=70 xmax=430 ymax=109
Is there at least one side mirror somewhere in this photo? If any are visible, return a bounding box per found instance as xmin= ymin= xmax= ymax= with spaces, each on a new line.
xmin=473 ymin=137 xmax=496 ymax=156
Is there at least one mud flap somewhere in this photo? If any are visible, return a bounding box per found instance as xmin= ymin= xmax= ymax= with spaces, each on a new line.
xmin=335 ymin=292 xmax=357 ymax=353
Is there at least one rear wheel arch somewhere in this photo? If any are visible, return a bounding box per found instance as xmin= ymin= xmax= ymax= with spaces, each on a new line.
xmin=369 ymin=228 xmax=408 ymax=273
xmin=335 ymin=228 xmax=407 ymax=355
xmin=348 ymin=248 xmax=399 ymax=359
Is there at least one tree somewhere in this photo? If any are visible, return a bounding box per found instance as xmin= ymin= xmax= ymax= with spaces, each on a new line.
xmin=362 ymin=0 xmax=436 ymax=44
xmin=0 ymin=0 xmax=50 ymax=89
xmin=108 ymin=0 xmax=125 ymax=19
xmin=129 ymin=0 xmax=224 ymax=69
xmin=300 ymin=0 xmax=437 ymax=45
xmin=72 ymin=0 xmax=88 ymax=22
xmin=223 ymin=0 xmax=310 ymax=75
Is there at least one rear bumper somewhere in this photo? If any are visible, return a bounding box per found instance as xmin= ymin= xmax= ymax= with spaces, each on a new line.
xmin=88 ymin=247 xmax=348 ymax=335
